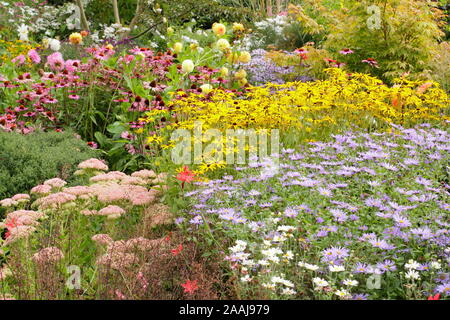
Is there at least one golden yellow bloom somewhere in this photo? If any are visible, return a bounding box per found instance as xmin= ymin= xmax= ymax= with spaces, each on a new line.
xmin=105 ymin=43 xmax=114 ymax=50
xmin=216 ymin=38 xmax=230 ymax=51
xmin=232 ymin=23 xmax=245 ymax=32
xmin=238 ymin=51 xmax=251 ymax=64
xmin=212 ymin=23 xmax=226 ymax=36
xmin=234 ymin=69 xmax=247 ymax=80
xmin=226 ymin=52 xmax=239 ymax=64
xmin=190 ymin=43 xmax=199 ymax=51
xmin=220 ymin=67 xmax=229 ymax=77
xmin=69 ymin=32 xmax=83 ymax=45
xmin=173 ymin=42 xmax=183 ymax=53
xmin=238 ymin=78 xmax=248 ymax=87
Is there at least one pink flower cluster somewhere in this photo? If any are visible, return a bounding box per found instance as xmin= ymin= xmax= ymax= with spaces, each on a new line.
xmin=77 ymin=158 xmax=109 ymax=171
xmin=32 ymin=247 xmax=64 ymax=264
xmin=95 ymin=237 xmax=165 ymax=271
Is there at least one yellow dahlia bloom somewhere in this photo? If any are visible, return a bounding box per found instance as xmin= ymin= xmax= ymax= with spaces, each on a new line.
xmin=173 ymin=42 xmax=183 ymax=53
xmin=216 ymin=38 xmax=230 ymax=51
xmin=200 ymin=84 xmax=213 ymax=94
xmin=232 ymin=23 xmax=244 ymax=32
xmin=69 ymin=32 xmax=83 ymax=45
xmin=220 ymin=67 xmax=229 ymax=77
xmin=181 ymin=59 xmax=195 ymax=73
xmin=212 ymin=23 xmax=226 ymax=36
xmin=238 ymin=51 xmax=251 ymax=64
xmin=235 ymin=69 xmax=247 ymax=80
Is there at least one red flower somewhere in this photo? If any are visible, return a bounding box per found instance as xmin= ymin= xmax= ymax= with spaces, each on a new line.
xmin=428 ymin=293 xmax=440 ymax=300
xmin=171 ymin=243 xmax=183 ymax=256
xmin=181 ymin=279 xmax=199 ymax=294
xmin=4 ymin=218 xmax=18 ymax=239
xmin=176 ymin=166 xmax=195 ymax=188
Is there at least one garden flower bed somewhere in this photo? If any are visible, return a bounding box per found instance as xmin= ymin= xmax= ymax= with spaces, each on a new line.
xmin=0 ymin=0 xmax=449 ymax=301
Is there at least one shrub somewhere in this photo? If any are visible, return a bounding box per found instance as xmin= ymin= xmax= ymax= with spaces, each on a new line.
xmin=0 ymin=130 xmax=97 ymax=199
xmin=324 ymin=0 xmax=446 ymax=83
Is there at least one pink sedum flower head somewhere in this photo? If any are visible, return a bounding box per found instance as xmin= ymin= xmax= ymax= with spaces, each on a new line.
xmin=32 ymin=247 xmax=64 ymax=264
xmin=11 ymin=194 xmax=30 ymax=202
xmin=131 ymin=169 xmax=156 ymax=179
xmin=92 ymin=234 xmax=113 ymax=246
xmin=78 ymin=158 xmax=109 ymax=171
xmin=98 ymin=205 xmax=126 ymax=219
xmin=30 ymin=184 xmax=52 ymax=195
xmin=44 ymin=178 xmax=67 ymax=188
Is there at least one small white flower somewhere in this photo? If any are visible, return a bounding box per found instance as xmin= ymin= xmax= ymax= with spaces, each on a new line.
xmin=48 ymin=38 xmax=61 ymax=51
xmin=335 ymin=289 xmax=350 ymax=299
xmin=329 ymin=265 xmax=345 ymax=272
xmin=405 ymin=259 xmax=420 ymax=270
xmin=240 ymin=274 xmax=252 ymax=282
xmin=313 ymin=277 xmax=329 ymax=287
xmin=405 ymin=270 xmax=420 ymax=280
xmin=17 ymin=24 xmax=29 ymax=41
xmin=343 ymin=279 xmax=358 ymax=287
xmin=430 ymin=261 xmax=442 ymax=270
xmin=277 ymin=225 xmax=295 ymax=232
xmin=282 ymin=288 xmax=296 ymax=295
xmin=283 ymin=251 xmax=294 ymax=260
xmin=304 ymin=263 xmax=320 ymax=271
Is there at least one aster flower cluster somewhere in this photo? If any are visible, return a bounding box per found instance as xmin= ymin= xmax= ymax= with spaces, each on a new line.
xmin=182 ymin=123 xmax=450 ymax=299
xmin=243 ymin=49 xmax=296 ymax=85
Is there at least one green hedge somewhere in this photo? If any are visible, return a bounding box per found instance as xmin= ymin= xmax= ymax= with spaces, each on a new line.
xmin=0 ymin=130 xmax=98 ymax=199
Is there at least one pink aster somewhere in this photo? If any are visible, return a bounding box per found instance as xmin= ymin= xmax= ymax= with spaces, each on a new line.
xmin=47 ymin=52 xmax=65 ymax=71
xmin=12 ymin=55 xmax=26 ymax=65
xmin=27 ymin=49 xmax=41 ymax=64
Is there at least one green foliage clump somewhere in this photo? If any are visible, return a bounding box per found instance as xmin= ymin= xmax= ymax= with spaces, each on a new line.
xmin=0 ymin=130 xmax=98 ymax=199
xmin=324 ymin=0 xmax=446 ymax=83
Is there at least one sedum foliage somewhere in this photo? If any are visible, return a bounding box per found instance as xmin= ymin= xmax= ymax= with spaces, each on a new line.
xmin=0 ymin=130 xmax=97 ymax=199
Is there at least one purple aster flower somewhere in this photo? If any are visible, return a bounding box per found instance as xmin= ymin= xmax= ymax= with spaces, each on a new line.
xmin=376 ymin=260 xmax=397 ymax=272
xmin=416 ymin=176 xmax=433 ymax=187
xmin=392 ymin=213 xmax=412 ymax=228
xmin=330 ymin=208 xmax=348 ymax=223
xmin=435 ymin=282 xmax=450 ymax=296
xmin=353 ymin=262 xmax=370 ymax=274
xmin=284 ymin=207 xmax=299 ymax=218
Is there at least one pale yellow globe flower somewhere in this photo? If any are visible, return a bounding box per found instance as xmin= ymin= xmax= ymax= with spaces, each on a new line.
xmin=238 ymin=51 xmax=251 ymax=64
xmin=173 ymin=42 xmax=183 ymax=53
xmin=216 ymin=38 xmax=230 ymax=51
xmin=181 ymin=59 xmax=195 ymax=73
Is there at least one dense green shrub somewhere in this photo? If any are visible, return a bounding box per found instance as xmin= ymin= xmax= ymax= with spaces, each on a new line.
xmin=0 ymin=130 xmax=98 ymax=199
xmin=323 ymin=0 xmax=446 ymax=83
xmin=157 ymin=0 xmax=256 ymax=29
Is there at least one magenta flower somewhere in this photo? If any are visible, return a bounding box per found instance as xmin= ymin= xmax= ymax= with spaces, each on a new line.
xmin=47 ymin=52 xmax=65 ymax=71
xmin=12 ymin=55 xmax=26 ymax=65
xmin=27 ymin=49 xmax=41 ymax=64
xmin=339 ymin=48 xmax=354 ymax=55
